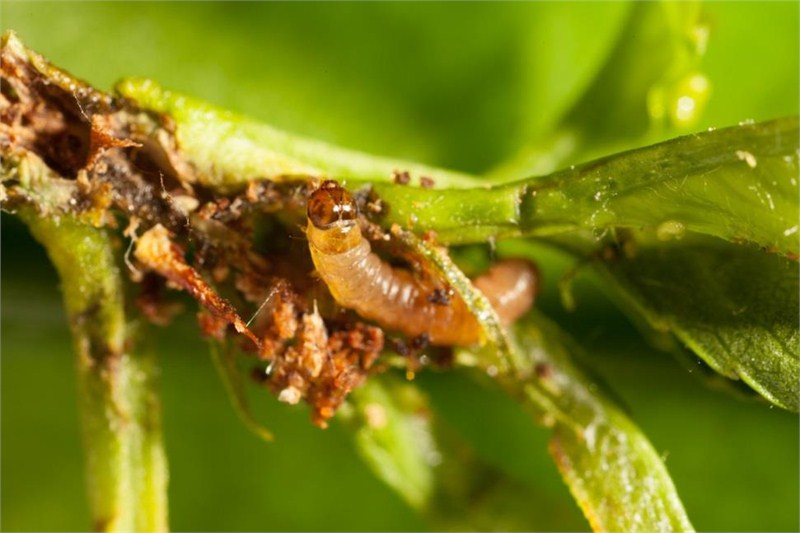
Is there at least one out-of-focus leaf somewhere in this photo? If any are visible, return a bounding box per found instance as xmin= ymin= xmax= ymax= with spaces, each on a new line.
xmin=495 ymin=1 xmax=709 ymax=179
xmin=595 ymin=235 xmax=799 ymax=411
xmin=699 ymin=2 xmax=800 ymax=128
xmin=515 ymin=2 xmax=631 ymax=141
xmin=345 ymin=377 xmax=436 ymax=512
xmin=345 ymin=374 xmax=578 ymax=531
xmin=564 ymin=1 xmax=708 ymax=139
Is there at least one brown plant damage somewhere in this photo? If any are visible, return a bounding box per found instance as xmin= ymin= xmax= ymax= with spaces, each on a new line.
xmin=0 ymin=32 xmax=389 ymax=428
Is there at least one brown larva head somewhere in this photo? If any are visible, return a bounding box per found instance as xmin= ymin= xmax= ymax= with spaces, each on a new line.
xmin=308 ymin=180 xmax=358 ymax=229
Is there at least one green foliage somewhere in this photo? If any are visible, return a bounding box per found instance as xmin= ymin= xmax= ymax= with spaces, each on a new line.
xmin=370 ymin=118 xmax=799 ymax=252
xmin=347 ymin=376 xmax=576 ymax=531
xmin=3 ymin=2 xmax=799 ymax=533
xmin=346 ymin=378 xmax=437 ymax=512
xmin=599 ymin=236 xmax=799 ymax=411
xmin=115 ymin=80 xmax=800 ymax=257
xmin=116 ymin=78 xmax=479 ymax=190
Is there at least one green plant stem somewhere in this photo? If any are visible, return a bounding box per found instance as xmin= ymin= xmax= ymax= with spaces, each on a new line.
xmin=393 ymin=228 xmax=522 ymax=372
xmin=115 ymin=78 xmax=798 ymax=254
xmin=18 ymin=208 xmax=168 ymax=532
xmin=370 ymin=117 xmax=799 ymax=253
xmin=395 ymin=218 xmax=692 ymax=530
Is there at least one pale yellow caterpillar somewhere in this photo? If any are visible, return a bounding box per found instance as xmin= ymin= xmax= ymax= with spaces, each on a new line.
xmin=306 ymin=180 xmax=538 ymax=346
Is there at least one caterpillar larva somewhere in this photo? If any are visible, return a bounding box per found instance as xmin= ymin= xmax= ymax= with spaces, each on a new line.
xmin=306 ymin=181 xmax=538 ymax=346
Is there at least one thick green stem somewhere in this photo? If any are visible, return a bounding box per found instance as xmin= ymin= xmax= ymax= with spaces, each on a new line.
xmin=371 ymin=117 xmax=799 ymax=254
xmin=19 ymin=209 xmax=168 ymax=532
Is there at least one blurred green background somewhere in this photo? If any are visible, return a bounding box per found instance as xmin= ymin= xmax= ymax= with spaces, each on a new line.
xmin=2 ymin=2 xmax=798 ymax=531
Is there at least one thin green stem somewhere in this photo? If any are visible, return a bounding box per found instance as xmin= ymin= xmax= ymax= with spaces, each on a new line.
xmin=19 ymin=209 xmax=168 ymax=532
xmin=209 ymin=341 xmax=274 ymax=442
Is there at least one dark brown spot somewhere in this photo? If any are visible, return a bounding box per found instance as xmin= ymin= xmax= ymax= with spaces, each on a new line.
xmin=392 ymin=170 xmax=411 ymax=185
xmin=427 ymin=287 xmax=452 ymax=306
xmin=432 ymin=347 xmax=454 ymax=369
xmin=388 ymin=337 xmax=410 ymax=357
xmin=534 ymin=362 xmax=552 ymax=379
xmin=410 ymin=332 xmax=430 ymax=350
xmin=419 ymin=176 xmax=435 ymax=189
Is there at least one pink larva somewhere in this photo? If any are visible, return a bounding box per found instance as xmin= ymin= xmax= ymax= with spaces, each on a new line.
xmin=306 ymin=181 xmax=538 ymax=346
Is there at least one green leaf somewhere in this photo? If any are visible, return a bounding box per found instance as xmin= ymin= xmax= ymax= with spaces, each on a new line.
xmin=115 ymin=78 xmax=479 ymax=190
xmin=596 ymin=235 xmax=799 ymax=411
xmin=527 ymin=117 xmax=799 ymax=257
xmin=345 ymin=374 xmax=575 ymax=531
xmin=494 ymin=1 xmax=709 ymax=179
xmin=549 ymin=408 xmax=692 ymax=533
xmin=372 ymin=118 xmax=799 ymax=255
xmin=484 ymin=314 xmax=694 ymax=533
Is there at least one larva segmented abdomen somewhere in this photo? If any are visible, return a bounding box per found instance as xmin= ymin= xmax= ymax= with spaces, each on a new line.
xmin=307 ymin=181 xmax=538 ymax=346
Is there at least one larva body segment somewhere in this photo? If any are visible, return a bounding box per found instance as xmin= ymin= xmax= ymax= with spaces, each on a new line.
xmin=473 ymin=258 xmax=539 ymax=328
xmin=306 ymin=181 xmax=537 ymax=346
